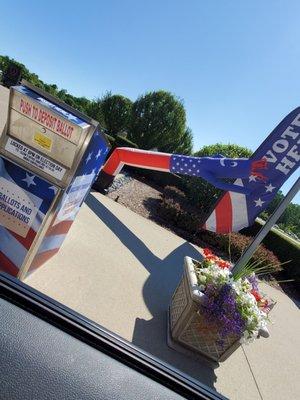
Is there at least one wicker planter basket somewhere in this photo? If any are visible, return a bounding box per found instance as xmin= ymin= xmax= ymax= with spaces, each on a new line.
xmin=169 ymin=256 xmax=242 ymax=362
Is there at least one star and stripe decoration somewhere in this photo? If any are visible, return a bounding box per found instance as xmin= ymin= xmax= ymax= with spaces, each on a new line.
xmin=0 ymin=157 xmax=57 ymax=276
xmin=99 ymin=107 xmax=300 ymax=233
xmin=28 ymin=130 xmax=109 ymax=275
xmin=0 ymin=130 xmax=109 ymax=277
xmin=204 ymin=107 xmax=300 ymax=232
xmin=98 ymin=147 xmax=266 ymax=195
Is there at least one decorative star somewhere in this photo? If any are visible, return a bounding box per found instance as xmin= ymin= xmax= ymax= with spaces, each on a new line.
xmin=85 ymin=152 xmax=92 ymax=164
xmin=254 ymin=198 xmax=265 ymax=207
xmin=49 ymin=185 xmax=57 ymax=193
xmin=265 ymin=183 xmax=276 ymax=193
xmin=96 ymin=149 xmax=102 ymax=159
xmin=249 ymin=175 xmax=257 ymax=182
xmin=22 ymin=173 xmax=36 ymax=188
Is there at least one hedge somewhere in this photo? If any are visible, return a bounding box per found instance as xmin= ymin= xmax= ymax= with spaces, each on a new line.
xmin=157 ymin=186 xmax=281 ymax=273
xmin=242 ymin=221 xmax=300 ymax=281
xmin=104 ymin=133 xmax=138 ymax=152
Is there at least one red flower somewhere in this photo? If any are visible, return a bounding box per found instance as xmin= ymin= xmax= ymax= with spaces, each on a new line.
xmin=203 ymin=248 xmax=213 ymax=256
xmin=206 ymin=254 xmax=217 ymax=261
xmin=217 ymin=260 xmax=230 ymax=269
xmin=251 ymin=290 xmax=262 ymax=302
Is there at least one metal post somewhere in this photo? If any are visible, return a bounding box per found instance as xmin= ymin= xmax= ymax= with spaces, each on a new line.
xmin=231 ymin=176 xmax=300 ymax=275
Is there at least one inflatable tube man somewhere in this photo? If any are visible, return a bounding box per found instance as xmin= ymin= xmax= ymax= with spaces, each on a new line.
xmin=98 ymin=107 xmax=300 ymax=233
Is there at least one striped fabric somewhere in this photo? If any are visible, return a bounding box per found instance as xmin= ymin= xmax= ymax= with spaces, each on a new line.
xmin=204 ymin=107 xmax=300 ymax=232
xmin=100 ymin=104 xmax=300 ymax=234
xmin=0 ymin=157 xmax=57 ymax=276
xmin=27 ymin=129 xmax=109 ymax=276
xmin=204 ymin=179 xmax=249 ymax=233
xmin=100 ymin=147 xmax=264 ymax=196
xmin=0 ymin=129 xmax=109 ymax=277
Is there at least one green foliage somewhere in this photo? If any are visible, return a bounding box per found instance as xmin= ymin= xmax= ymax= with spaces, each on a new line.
xmin=101 ymin=92 xmax=133 ymax=136
xmin=87 ymin=99 xmax=106 ymax=127
xmin=129 ymin=90 xmax=191 ymax=153
xmin=0 ymin=55 xmax=194 ymax=156
xmin=264 ymin=191 xmax=284 ymax=216
xmin=173 ymin=127 xmax=193 ymax=155
xmin=194 ymin=143 xmax=252 ymax=158
xmin=199 ymin=231 xmax=281 ymax=274
xmin=104 ymin=133 xmax=138 ymax=152
xmin=104 ymin=133 xmax=116 ymax=147
xmin=114 ymin=134 xmax=138 ymax=149
xmin=0 ymin=55 xmax=95 ymax=117
xmin=242 ymin=220 xmax=300 ymax=281
xmin=260 ymin=190 xmax=300 ymax=238
xmin=157 ymin=186 xmax=281 ymax=274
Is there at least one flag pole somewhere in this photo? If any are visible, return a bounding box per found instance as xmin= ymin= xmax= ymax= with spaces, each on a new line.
xmin=231 ymin=176 xmax=300 ymax=276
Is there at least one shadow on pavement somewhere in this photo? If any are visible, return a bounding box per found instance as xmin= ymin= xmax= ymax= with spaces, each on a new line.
xmin=85 ymin=193 xmax=218 ymax=389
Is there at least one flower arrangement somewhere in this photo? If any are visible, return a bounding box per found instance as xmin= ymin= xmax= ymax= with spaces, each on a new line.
xmin=194 ymin=248 xmax=274 ymax=345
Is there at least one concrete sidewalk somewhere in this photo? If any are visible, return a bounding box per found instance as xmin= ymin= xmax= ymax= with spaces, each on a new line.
xmin=25 ymin=193 xmax=300 ymax=400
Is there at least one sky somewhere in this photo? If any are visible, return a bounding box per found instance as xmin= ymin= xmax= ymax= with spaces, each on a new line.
xmin=0 ymin=0 xmax=299 ymax=202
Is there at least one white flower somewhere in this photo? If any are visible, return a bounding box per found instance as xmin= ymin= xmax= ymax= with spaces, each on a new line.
xmin=198 ymin=275 xmax=207 ymax=284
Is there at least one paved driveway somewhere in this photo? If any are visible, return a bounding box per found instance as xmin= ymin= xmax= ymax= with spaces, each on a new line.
xmin=25 ymin=193 xmax=300 ymax=400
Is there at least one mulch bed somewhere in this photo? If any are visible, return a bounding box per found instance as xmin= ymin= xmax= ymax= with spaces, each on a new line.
xmin=106 ymin=173 xmax=207 ymax=245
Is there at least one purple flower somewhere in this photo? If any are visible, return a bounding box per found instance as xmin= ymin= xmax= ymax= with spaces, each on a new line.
xmin=248 ymin=274 xmax=259 ymax=291
xmin=201 ymin=283 xmax=246 ymax=343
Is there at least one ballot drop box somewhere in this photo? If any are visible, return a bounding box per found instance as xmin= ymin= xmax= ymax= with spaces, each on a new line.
xmin=0 ymin=82 xmax=109 ymax=279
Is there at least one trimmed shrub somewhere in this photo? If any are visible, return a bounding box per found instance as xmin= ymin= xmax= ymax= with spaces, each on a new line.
xmin=157 ymin=186 xmax=204 ymax=234
xmin=104 ymin=133 xmax=138 ymax=158
xmin=198 ymin=230 xmax=282 ymax=274
xmin=163 ymin=186 xmax=186 ymax=202
xmin=114 ymin=134 xmax=138 ymax=149
xmin=105 ymin=133 xmax=115 ymax=146
xmin=157 ymin=197 xmax=181 ymax=222
xmin=157 ymin=188 xmax=281 ymax=273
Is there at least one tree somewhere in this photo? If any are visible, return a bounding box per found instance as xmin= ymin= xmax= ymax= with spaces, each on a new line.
xmin=194 ymin=143 xmax=252 ymax=158
xmin=170 ymin=127 xmax=193 ymax=155
xmin=101 ymin=92 xmax=132 ymax=136
xmin=87 ymin=98 xmax=106 ymax=128
xmin=265 ymin=191 xmax=284 ymax=216
xmin=129 ymin=90 xmax=187 ymax=152
xmin=0 ymin=55 xmax=94 ymax=118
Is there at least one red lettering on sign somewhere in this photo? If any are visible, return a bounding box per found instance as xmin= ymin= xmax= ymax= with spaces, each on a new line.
xmin=19 ymin=96 xmax=75 ymax=140
xmin=19 ymin=99 xmax=32 ymax=117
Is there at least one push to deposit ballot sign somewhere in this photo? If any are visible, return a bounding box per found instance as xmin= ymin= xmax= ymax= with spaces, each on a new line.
xmin=5 ymin=85 xmax=91 ymax=175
